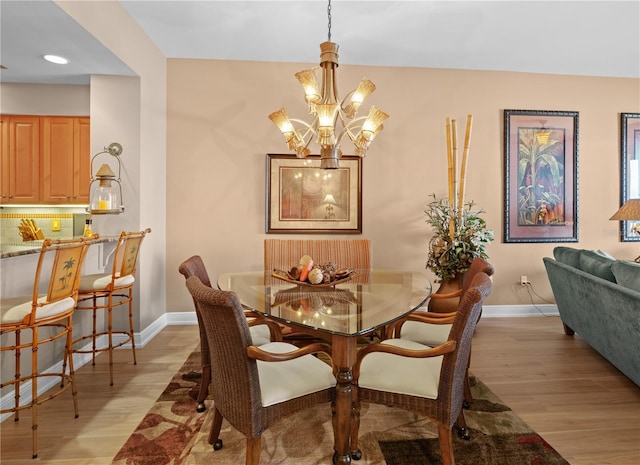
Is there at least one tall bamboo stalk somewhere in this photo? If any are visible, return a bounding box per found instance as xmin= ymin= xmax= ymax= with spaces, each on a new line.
xmin=446 ymin=117 xmax=453 ymax=211
xmin=458 ymin=114 xmax=473 ymax=220
xmin=450 ymin=119 xmax=458 ymax=238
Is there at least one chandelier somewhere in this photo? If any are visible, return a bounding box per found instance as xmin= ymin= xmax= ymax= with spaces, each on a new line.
xmin=268 ymin=0 xmax=389 ymax=169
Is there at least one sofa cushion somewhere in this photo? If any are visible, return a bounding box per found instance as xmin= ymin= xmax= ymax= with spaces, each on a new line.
xmin=579 ymin=250 xmax=616 ymax=282
xmin=553 ymin=246 xmax=582 ymax=268
xmin=611 ymin=260 xmax=640 ymax=293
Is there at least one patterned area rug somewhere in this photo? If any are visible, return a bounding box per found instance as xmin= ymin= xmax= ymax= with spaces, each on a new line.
xmin=112 ymin=350 xmax=569 ymax=465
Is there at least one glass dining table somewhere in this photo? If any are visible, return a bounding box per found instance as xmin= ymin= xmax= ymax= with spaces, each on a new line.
xmin=217 ymin=268 xmax=432 ymax=464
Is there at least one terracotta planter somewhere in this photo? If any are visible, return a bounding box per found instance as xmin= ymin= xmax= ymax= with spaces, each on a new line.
xmin=427 ymin=272 xmax=464 ymax=313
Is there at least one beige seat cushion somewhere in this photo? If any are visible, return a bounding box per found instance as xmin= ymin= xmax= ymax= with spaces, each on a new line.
xmin=399 ymin=320 xmax=451 ymax=347
xmin=250 ymin=324 xmax=273 ymax=346
xmin=79 ymin=273 xmax=135 ymax=291
xmin=257 ymin=341 xmax=335 ymax=407
xmin=1 ymin=295 xmax=76 ymax=324
xmin=358 ymin=338 xmax=443 ymax=399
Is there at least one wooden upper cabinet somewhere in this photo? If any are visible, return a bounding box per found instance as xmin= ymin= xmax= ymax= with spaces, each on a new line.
xmin=41 ymin=116 xmax=90 ymax=203
xmin=0 ymin=115 xmax=89 ymax=204
xmin=42 ymin=116 xmax=75 ymax=202
xmin=74 ymin=117 xmax=91 ymax=203
xmin=1 ymin=115 xmax=40 ymax=204
xmin=0 ymin=117 xmax=8 ymax=202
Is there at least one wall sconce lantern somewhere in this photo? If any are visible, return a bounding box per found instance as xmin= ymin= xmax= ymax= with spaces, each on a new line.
xmin=87 ymin=142 xmax=125 ymax=215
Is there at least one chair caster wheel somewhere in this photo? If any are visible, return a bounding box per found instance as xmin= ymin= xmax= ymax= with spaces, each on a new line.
xmin=462 ymin=400 xmax=471 ymax=409
xmin=332 ymin=451 xmax=352 ymax=464
xmin=351 ymin=449 xmax=362 ymax=460
xmin=196 ymin=402 xmax=206 ymax=413
xmin=213 ymin=439 xmax=223 ymax=451
xmin=457 ymin=427 xmax=470 ymax=440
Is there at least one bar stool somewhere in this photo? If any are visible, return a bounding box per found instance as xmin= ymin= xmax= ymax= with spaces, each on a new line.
xmin=0 ymin=237 xmax=93 ymax=458
xmin=72 ymin=228 xmax=151 ymax=386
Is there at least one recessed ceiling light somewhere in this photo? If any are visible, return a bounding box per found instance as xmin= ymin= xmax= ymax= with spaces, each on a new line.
xmin=44 ymin=54 xmax=69 ymax=65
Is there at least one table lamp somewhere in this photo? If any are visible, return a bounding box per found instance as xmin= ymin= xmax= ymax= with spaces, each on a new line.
xmin=323 ymin=194 xmax=337 ymax=219
xmin=610 ymin=198 xmax=640 ymax=262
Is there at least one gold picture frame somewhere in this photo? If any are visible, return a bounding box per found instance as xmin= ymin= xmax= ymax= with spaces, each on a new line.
xmin=266 ymin=154 xmax=362 ymax=234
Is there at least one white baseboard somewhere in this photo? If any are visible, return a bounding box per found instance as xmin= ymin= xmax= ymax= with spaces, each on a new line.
xmin=1 ymin=304 xmax=557 ymax=422
xmin=482 ymin=304 xmax=558 ymax=317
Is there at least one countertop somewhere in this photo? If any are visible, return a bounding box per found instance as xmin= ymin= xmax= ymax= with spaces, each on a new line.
xmin=1 ymin=235 xmax=119 ymax=259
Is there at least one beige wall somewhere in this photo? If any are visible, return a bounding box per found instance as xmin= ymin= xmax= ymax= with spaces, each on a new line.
xmin=0 ymin=83 xmax=89 ymax=115
xmin=58 ymin=0 xmax=167 ymax=330
xmin=166 ymin=58 xmax=640 ymax=311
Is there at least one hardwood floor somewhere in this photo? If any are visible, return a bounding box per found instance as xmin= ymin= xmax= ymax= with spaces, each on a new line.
xmin=1 ymin=317 xmax=639 ymax=464
xmin=470 ymin=317 xmax=640 ymax=465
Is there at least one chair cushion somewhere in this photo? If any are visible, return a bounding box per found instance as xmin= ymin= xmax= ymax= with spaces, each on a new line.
xmin=1 ymin=295 xmax=76 ymax=324
xmin=399 ymin=320 xmax=451 ymax=347
xmin=257 ymin=341 xmax=335 ymax=407
xmin=79 ymin=273 xmax=135 ymax=291
xmin=611 ymin=260 xmax=640 ymax=293
xmin=250 ymin=324 xmax=273 ymax=346
xmin=358 ymin=338 xmax=443 ymax=399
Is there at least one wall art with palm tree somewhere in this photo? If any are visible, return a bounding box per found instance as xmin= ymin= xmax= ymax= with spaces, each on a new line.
xmin=504 ymin=109 xmax=579 ymax=243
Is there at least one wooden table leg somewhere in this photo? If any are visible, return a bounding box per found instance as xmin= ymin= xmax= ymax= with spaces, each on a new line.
xmin=331 ymin=335 xmax=357 ymax=465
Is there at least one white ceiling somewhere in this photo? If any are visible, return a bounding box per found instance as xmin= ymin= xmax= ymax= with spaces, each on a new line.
xmin=1 ymin=0 xmax=639 ymax=86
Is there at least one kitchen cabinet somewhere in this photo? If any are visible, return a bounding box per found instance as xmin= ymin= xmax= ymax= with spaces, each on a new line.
xmin=0 ymin=115 xmax=89 ymax=204
xmin=41 ymin=116 xmax=90 ymax=203
xmin=0 ymin=115 xmax=40 ymax=203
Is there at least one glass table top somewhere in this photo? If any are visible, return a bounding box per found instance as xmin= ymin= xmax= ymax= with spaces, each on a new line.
xmin=217 ymin=269 xmax=432 ymax=337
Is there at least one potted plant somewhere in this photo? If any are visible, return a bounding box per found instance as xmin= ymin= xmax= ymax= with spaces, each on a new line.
xmin=424 ymin=114 xmax=494 ymax=310
xmin=425 ymin=194 xmax=494 ymax=311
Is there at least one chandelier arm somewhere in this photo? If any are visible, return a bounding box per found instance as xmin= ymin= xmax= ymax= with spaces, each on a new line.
xmin=289 ymin=117 xmax=317 ymax=142
xmin=339 ymin=90 xmax=357 ymax=110
xmin=339 ymin=116 xmax=368 ymax=142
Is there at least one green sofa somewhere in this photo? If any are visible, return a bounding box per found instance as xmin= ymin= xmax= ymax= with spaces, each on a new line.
xmin=543 ymin=247 xmax=640 ymax=386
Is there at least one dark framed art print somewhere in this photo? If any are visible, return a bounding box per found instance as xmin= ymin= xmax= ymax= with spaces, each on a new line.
xmin=504 ymin=109 xmax=579 ymax=243
xmin=618 ymin=113 xmax=640 ymax=242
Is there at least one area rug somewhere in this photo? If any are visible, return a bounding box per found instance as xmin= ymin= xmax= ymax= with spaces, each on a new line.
xmin=112 ymin=349 xmax=570 ymax=465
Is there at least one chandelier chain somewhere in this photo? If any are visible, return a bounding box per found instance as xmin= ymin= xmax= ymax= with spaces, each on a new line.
xmin=327 ymin=0 xmax=332 ymax=42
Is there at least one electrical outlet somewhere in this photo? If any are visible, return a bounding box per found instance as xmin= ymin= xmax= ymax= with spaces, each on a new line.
xmin=520 ymin=275 xmax=529 ymax=285
xmin=51 ymin=218 xmax=61 ymax=231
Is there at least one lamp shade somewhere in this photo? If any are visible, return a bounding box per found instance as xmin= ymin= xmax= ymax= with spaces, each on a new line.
xmin=610 ymin=199 xmax=640 ymax=221
xmin=323 ymin=194 xmax=337 ymax=205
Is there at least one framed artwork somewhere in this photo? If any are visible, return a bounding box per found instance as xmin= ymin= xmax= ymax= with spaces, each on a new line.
xmin=504 ymin=109 xmax=579 ymax=243
xmin=619 ymin=113 xmax=640 ymax=242
xmin=266 ymin=154 xmax=362 ymax=234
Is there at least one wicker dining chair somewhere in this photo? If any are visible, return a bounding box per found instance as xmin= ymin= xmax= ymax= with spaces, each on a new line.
xmin=73 ymin=228 xmax=151 ymax=386
xmin=178 ymin=255 xmax=283 ymax=412
xmin=264 ymin=238 xmax=372 ymax=343
xmin=264 ymin=239 xmax=372 ymax=280
xmin=0 ymin=237 xmax=93 ymax=458
xmin=350 ymin=271 xmax=493 ymax=465
xmin=387 ymin=257 xmax=494 ymax=405
xmin=184 ymin=275 xmax=336 ymax=465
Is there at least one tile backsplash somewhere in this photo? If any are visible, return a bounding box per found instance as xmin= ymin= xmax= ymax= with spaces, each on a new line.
xmin=0 ymin=206 xmax=88 ymax=244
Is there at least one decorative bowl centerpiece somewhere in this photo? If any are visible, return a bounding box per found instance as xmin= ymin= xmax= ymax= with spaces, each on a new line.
xmin=272 ymin=255 xmax=356 ymax=287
